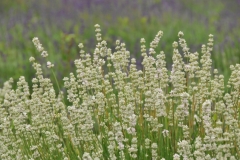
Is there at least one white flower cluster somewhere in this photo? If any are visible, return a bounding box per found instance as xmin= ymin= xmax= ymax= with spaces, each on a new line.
xmin=32 ymin=37 xmax=54 ymax=69
xmin=1 ymin=24 xmax=240 ymax=159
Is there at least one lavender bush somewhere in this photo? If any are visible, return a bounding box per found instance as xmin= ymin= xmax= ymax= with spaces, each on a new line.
xmin=0 ymin=24 xmax=240 ymax=159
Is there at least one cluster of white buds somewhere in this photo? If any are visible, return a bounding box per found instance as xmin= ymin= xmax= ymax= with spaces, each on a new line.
xmin=149 ymin=30 xmax=163 ymax=54
xmin=32 ymin=37 xmax=54 ymax=69
xmin=32 ymin=37 xmax=44 ymax=52
xmin=47 ymin=61 xmax=54 ymax=68
xmin=95 ymin=24 xmax=102 ymax=42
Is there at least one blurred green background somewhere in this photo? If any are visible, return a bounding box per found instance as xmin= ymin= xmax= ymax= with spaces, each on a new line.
xmin=0 ymin=0 xmax=240 ymax=90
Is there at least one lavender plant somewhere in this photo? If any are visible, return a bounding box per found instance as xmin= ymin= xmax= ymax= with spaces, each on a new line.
xmin=0 ymin=24 xmax=240 ymax=160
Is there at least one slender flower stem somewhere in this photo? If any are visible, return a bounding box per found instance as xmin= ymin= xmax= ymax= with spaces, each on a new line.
xmin=51 ymin=69 xmax=61 ymax=93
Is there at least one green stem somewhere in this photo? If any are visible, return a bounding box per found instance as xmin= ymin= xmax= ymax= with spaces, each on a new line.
xmin=51 ymin=69 xmax=61 ymax=93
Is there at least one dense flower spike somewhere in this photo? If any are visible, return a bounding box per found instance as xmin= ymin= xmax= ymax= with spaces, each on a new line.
xmin=0 ymin=25 xmax=240 ymax=159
